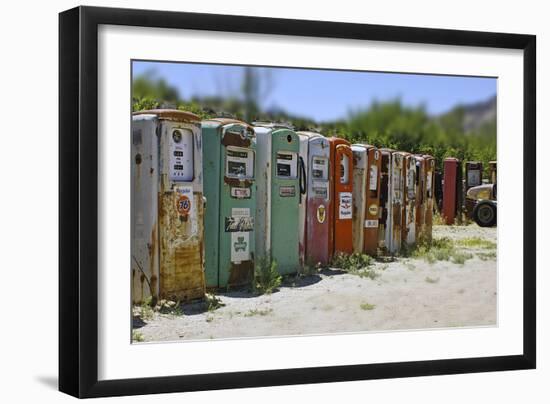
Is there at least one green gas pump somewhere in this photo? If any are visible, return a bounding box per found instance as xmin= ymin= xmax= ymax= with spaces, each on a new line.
xmin=203 ymin=118 xmax=256 ymax=288
xmin=254 ymin=123 xmax=300 ymax=275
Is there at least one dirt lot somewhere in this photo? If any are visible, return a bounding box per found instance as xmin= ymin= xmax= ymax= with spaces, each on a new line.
xmin=133 ymin=224 xmax=497 ymax=342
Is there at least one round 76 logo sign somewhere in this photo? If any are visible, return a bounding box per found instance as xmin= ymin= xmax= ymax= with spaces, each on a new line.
xmin=176 ymin=195 xmax=191 ymax=216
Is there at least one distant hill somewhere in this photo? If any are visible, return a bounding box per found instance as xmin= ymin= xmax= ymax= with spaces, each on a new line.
xmin=454 ymin=96 xmax=497 ymax=133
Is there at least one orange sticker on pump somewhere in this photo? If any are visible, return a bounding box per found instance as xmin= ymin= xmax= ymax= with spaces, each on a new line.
xmin=176 ymin=195 xmax=191 ymax=216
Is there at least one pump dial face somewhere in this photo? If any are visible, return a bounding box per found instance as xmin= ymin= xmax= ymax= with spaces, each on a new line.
xmin=172 ymin=130 xmax=182 ymax=143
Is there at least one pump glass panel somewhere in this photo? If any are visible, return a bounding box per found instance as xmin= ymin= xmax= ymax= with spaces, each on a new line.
xmin=276 ymin=152 xmax=298 ymax=178
xmin=311 ymin=156 xmax=329 ymax=199
xmin=226 ymin=147 xmax=254 ymax=178
xmin=407 ymin=168 xmax=416 ymax=199
xmin=169 ymin=128 xmax=194 ymax=181
xmin=340 ymin=154 xmax=350 ymax=184
xmin=369 ymin=165 xmax=378 ymax=191
xmin=427 ymin=171 xmax=433 ymax=198
xmin=311 ymin=156 xmax=328 ymax=180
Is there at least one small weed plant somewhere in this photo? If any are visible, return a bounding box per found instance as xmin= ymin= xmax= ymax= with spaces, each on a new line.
xmin=253 ymin=255 xmax=282 ymax=295
xmin=244 ymin=307 xmax=273 ymax=317
xmin=477 ymin=251 xmax=497 ymax=261
xmin=205 ymin=293 xmax=225 ymax=312
xmin=458 ymin=237 xmax=496 ymax=249
xmin=409 ymin=237 xmax=473 ymax=265
xmin=360 ymin=302 xmax=376 ymax=311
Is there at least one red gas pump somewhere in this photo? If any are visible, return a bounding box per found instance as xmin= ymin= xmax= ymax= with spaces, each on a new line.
xmin=442 ymin=157 xmax=462 ymax=225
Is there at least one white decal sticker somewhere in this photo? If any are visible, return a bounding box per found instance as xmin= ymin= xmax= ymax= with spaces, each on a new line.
xmin=369 ymin=165 xmax=378 ymax=190
xmin=365 ymin=219 xmax=379 ymax=228
xmin=231 ymin=187 xmax=251 ymax=199
xmin=231 ymin=232 xmax=249 ymax=263
xmin=230 ymin=207 xmax=251 ymax=263
xmin=339 ymin=192 xmax=352 ymax=219
xmin=231 ymin=207 xmax=250 ymax=217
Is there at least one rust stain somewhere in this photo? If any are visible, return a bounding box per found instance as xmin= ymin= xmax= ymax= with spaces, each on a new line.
xmin=147 ymin=224 xmax=157 ymax=299
xmin=158 ymin=190 xmax=206 ymax=302
xmin=228 ymin=259 xmax=254 ymax=286
xmin=133 ymin=109 xmax=200 ymax=123
xmin=221 ymin=130 xmax=252 ymax=148
xmin=206 ymin=117 xmax=252 ymax=127
xmin=223 ymin=176 xmax=253 ymax=188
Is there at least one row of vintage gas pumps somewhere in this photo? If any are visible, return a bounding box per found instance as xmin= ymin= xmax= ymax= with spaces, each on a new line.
xmin=131 ymin=110 xmax=436 ymax=303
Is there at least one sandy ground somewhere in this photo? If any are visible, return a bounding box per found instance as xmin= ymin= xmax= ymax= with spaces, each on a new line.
xmin=134 ymin=224 xmax=497 ymax=342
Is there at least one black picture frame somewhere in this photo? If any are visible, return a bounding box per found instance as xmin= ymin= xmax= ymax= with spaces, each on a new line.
xmin=59 ymin=5 xmax=536 ymax=398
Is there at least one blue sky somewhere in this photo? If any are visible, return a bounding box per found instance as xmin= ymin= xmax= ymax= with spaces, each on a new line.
xmin=133 ymin=61 xmax=496 ymax=122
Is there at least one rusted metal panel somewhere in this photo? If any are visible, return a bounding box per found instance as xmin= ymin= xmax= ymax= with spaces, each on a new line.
xmin=378 ymin=149 xmax=393 ymax=253
xmin=488 ymin=160 xmax=497 ymax=184
xmin=351 ymin=143 xmax=381 ymax=256
xmin=363 ymin=145 xmax=381 ymax=256
xmin=414 ymin=155 xmax=426 ymax=243
xmin=131 ymin=110 xmax=205 ymax=304
xmin=158 ymin=187 xmax=205 ymax=300
xmin=389 ymin=151 xmax=406 ymax=254
xmin=423 ymin=155 xmax=436 ymax=243
xmin=403 ymin=153 xmax=417 ymax=247
xmin=131 ymin=115 xmax=159 ymax=304
xmin=351 ymin=145 xmax=368 ymax=254
xmin=134 ymin=109 xmax=200 ymax=123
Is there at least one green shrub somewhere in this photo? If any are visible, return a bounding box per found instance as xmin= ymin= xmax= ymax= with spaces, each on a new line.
xmin=253 ymin=255 xmax=281 ymax=295
xmin=451 ymin=251 xmax=474 ymax=265
xmin=411 ymin=237 xmax=455 ymax=263
xmin=331 ymin=252 xmax=373 ymax=270
xmin=360 ymin=302 xmax=376 ymax=311
xmin=137 ymin=296 xmax=155 ymax=320
xmin=331 ymin=252 xmax=378 ymax=279
xmin=132 ymin=330 xmax=144 ymax=342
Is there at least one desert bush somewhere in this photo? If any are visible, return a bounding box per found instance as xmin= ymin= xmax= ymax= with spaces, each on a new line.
xmin=132 ymin=331 xmax=145 ymax=342
xmin=253 ymin=255 xmax=281 ymax=295
xmin=205 ymin=293 xmax=225 ymax=312
xmin=458 ymin=237 xmax=496 ymax=249
xmin=331 ymin=252 xmax=378 ymax=279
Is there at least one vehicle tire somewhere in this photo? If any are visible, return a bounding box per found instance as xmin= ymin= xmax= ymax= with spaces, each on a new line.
xmin=473 ymin=201 xmax=497 ymax=227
